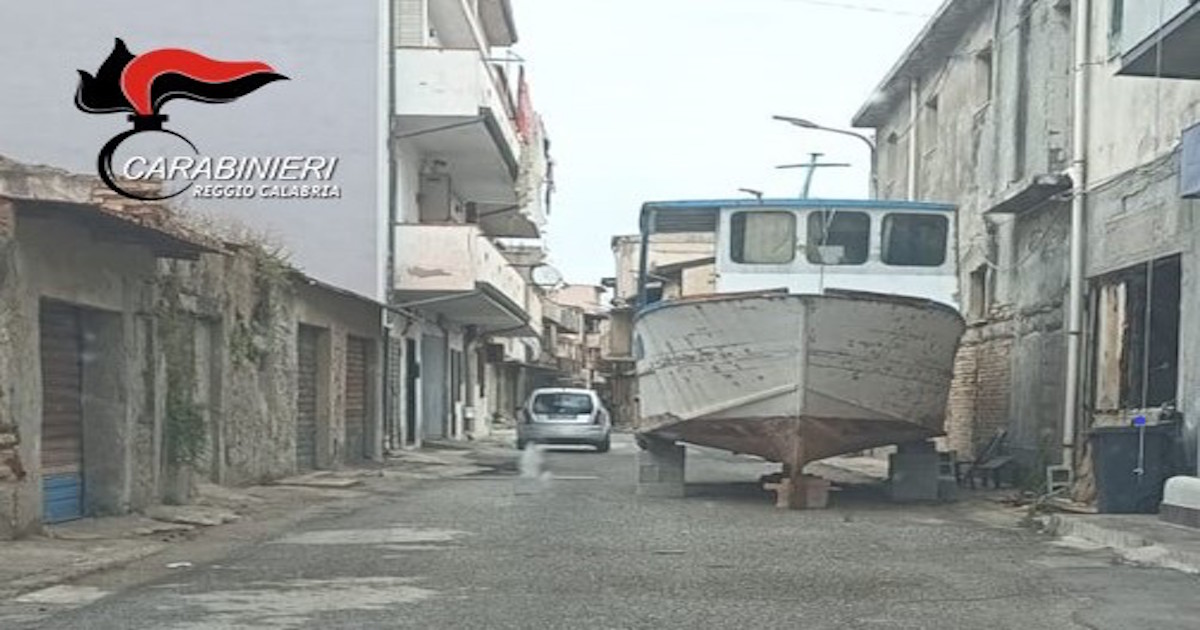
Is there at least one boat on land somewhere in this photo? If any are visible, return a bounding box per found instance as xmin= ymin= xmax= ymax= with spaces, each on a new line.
xmin=632 ymin=199 xmax=966 ymax=485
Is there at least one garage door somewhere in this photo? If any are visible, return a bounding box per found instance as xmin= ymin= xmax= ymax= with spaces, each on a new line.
xmin=296 ymin=325 xmax=320 ymax=470
xmin=40 ymin=302 xmax=84 ymax=523
xmin=344 ymin=336 xmax=369 ymax=462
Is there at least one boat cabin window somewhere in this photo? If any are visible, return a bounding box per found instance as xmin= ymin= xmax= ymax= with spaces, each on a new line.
xmin=806 ymin=211 xmax=869 ymax=265
xmin=882 ymin=213 xmax=948 ymax=267
xmin=729 ymin=211 xmax=795 ymax=264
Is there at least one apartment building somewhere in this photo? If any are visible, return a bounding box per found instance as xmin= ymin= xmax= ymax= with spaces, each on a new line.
xmin=602 ymin=233 xmax=717 ymax=427
xmin=390 ymin=0 xmax=553 ymax=445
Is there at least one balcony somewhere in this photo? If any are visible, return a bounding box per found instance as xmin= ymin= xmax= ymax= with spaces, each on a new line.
xmin=393 ymin=224 xmax=536 ymax=336
xmin=394 ymin=48 xmax=545 ymax=238
xmin=1120 ymin=0 xmax=1200 ymax=79
xmin=394 ymin=48 xmax=520 ymax=199
xmin=420 ymin=0 xmax=517 ymax=50
xmin=543 ymin=301 xmax=583 ymax=334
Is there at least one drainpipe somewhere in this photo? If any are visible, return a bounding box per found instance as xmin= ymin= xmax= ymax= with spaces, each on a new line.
xmin=1062 ymin=0 xmax=1091 ymax=469
xmin=907 ymin=78 xmax=920 ymax=201
xmin=383 ymin=0 xmax=399 ymax=453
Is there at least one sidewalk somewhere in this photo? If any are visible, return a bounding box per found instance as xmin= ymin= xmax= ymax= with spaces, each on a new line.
xmin=0 ymin=476 xmax=376 ymax=600
xmin=1041 ymin=513 xmax=1200 ymax=575
xmin=0 ymin=443 xmax=514 ymax=601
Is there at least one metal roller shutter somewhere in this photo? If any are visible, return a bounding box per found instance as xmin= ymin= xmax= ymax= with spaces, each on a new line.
xmin=40 ymin=302 xmax=84 ymax=523
xmin=344 ymin=336 xmax=369 ymax=462
xmin=296 ymin=326 xmax=320 ymax=470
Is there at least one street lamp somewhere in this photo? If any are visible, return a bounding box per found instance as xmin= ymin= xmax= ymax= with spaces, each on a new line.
xmin=773 ymin=115 xmax=878 ymax=199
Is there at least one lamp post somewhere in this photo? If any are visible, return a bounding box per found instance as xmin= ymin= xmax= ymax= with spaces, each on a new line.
xmin=773 ymin=115 xmax=878 ymax=199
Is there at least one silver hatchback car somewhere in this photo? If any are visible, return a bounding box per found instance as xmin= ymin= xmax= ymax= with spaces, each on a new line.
xmin=517 ymin=388 xmax=611 ymax=452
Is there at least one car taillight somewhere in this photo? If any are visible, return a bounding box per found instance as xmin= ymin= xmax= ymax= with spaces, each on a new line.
xmin=592 ymin=410 xmax=602 ymax=425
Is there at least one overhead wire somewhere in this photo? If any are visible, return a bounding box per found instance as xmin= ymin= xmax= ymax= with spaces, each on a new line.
xmin=765 ymin=0 xmax=932 ymax=19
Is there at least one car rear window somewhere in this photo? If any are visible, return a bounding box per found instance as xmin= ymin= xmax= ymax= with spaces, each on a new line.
xmin=533 ymin=393 xmax=593 ymax=415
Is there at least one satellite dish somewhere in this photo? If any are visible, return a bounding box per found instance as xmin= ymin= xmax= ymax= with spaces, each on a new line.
xmin=530 ymin=264 xmax=563 ymax=287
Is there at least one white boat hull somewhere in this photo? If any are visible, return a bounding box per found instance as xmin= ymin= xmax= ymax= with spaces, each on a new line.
xmin=634 ymin=290 xmax=965 ymax=467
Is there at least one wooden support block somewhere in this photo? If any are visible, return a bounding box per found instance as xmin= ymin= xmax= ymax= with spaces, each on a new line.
xmin=764 ymin=475 xmax=831 ymax=510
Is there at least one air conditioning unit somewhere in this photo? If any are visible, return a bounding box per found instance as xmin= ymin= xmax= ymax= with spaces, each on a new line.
xmin=419 ymin=174 xmax=463 ymax=222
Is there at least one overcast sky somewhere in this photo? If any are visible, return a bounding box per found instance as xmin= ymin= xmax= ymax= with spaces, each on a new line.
xmin=510 ymin=0 xmax=944 ymax=285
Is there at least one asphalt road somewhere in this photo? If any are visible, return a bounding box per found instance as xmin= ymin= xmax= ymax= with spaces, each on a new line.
xmin=5 ymin=434 xmax=1200 ymax=629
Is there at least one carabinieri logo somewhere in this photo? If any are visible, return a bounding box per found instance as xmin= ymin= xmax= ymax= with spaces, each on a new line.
xmin=75 ymin=38 xmax=288 ymax=201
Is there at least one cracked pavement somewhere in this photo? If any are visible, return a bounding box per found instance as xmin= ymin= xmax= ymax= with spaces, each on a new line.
xmin=2 ymin=434 xmax=1199 ymax=629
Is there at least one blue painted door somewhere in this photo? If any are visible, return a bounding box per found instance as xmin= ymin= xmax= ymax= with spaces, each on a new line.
xmin=40 ymin=302 xmax=84 ymax=523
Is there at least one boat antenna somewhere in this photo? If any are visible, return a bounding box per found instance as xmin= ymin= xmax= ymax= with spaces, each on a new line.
xmin=775 ymin=153 xmax=850 ymax=199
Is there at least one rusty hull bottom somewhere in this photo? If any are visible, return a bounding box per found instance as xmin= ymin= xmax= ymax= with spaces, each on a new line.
xmin=641 ymin=416 xmax=941 ymax=470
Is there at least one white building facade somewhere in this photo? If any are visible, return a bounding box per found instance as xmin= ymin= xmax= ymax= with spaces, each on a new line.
xmin=0 ymin=0 xmax=556 ymax=451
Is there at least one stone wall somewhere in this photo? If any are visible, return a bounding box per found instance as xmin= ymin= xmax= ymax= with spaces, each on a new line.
xmin=161 ymin=250 xmax=298 ymax=487
xmin=154 ymin=246 xmax=388 ymax=488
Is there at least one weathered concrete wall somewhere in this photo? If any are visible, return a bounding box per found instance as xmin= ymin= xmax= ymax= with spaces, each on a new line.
xmin=81 ymin=308 xmax=135 ymax=515
xmin=159 ymin=252 xmax=298 ymax=487
xmin=867 ymin=0 xmax=1071 ymax=467
xmin=163 ymin=249 xmax=388 ymax=483
xmin=1085 ymin=152 xmax=1193 ymax=278
xmin=866 ymin=0 xmax=1200 ymax=483
xmin=1087 ymin=2 xmax=1200 ymax=186
xmin=0 ymin=199 xmax=32 ymax=538
xmin=0 ymin=202 xmax=162 ymax=535
xmin=1006 ymin=202 xmax=1068 ymax=465
xmin=159 ymin=249 xmax=392 ymax=485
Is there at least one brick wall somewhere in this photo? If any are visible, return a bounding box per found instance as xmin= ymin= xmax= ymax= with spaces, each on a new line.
xmin=945 ymin=344 xmax=977 ymax=457
xmin=945 ymin=325 xmax=1015 ymax=460
xmin=973 ymin=336 xmax=1014 ymax=453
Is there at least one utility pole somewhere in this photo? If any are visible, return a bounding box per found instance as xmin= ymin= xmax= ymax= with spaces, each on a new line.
xmin=776 ymin=153 xmax=851 ymax=199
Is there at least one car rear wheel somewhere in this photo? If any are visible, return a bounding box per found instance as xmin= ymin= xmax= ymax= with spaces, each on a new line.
xmin=596 ymin=438 xmax=611 ymax=453
xmin=517 ymin=439 xmax=529 ymax=450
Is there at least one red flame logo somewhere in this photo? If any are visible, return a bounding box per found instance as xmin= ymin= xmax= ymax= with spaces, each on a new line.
xmin=76 ymin=38 xmax=287 ymax=117
xmin=76 ymin=39 xmax=288 ymax=201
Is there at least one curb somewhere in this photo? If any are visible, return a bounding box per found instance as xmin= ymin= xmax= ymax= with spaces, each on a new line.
xmin=1045 ymin=514 xmax=1200 ymax=575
